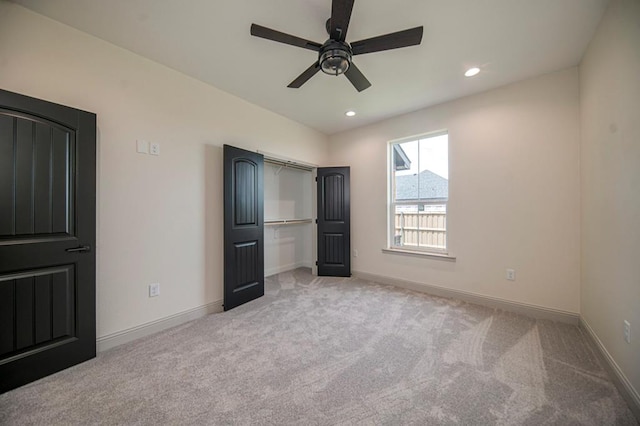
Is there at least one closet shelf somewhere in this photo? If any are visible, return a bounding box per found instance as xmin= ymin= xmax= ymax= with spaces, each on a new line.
xmin=265 ymin=218 xmax=313 ymax=226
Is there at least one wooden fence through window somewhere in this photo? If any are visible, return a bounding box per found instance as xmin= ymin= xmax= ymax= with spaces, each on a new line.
xmin=394 ymin=211 xmax=446 ymax=249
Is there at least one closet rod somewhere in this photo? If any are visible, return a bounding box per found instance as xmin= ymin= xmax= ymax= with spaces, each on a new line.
xmin=263 ymin=158 xmax=314 ymax=172
xmin=258 ymin=150 xmax=316 ymax=171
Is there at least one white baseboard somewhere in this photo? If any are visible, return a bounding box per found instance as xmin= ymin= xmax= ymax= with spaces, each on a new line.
xmin=352 ymin=270 xmax=580 ymax=325
xmin=580 ymin=317 xmax=640 ymax=421
xmin=96 ymin=300 xmax=223 ymax=353
xmin=265 ymin=261 xmax=312 ymax=277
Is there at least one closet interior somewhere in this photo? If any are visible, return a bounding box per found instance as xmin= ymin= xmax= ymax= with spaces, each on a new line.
xmin=263 ymin=157 xmax=316 ymax=277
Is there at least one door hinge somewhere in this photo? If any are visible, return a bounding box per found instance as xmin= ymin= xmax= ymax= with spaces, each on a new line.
xmin=315 ymin=261 xmax=318 ymax=266
xmin=315 ymin=177 xmax=317 ymax=181
xmin=315 ymin=219 xmax=318 ymax=224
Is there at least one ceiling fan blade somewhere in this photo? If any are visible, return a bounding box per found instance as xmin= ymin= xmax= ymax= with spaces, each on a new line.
xmin=288 ymin=62 xmax=321 ymax=88
xmin=251 ymin=24 xmax=322 ymax=52
xmin=344 ymin=62 xmax=371 ymax=92
xmin=351 ymin=26 xmax=423 ymax=56
xmin=330 ymin=0 xmax=355 ymax=41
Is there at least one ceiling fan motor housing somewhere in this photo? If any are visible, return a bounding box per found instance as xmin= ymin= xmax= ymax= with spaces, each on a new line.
xmin=319 ymin=40 xmax=352 ymax=75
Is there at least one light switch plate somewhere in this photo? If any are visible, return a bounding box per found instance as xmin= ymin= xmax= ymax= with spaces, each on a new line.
xmin=136 ymin=139 xmax=149 ymax=154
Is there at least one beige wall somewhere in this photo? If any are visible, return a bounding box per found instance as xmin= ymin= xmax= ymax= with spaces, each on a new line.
xmin=580 ymin=0 xmax=640 ymax=398
xmin=0 ymin=2 xmax=329 ymax=338
xmin=329 ymin=68 xmax=581 ymax=313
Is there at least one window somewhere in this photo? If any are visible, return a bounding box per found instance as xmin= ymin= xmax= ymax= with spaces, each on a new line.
xmin=388 ymin=132 xmax=449 ymax=254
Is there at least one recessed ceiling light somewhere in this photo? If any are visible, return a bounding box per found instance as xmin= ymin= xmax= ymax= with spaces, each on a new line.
xmin=345 ymin=110 xmax=356 ymax=117
xmin=465 ymin=67 xmax=480 ymax=77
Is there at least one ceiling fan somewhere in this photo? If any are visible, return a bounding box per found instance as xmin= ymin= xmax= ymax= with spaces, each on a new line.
xmin=250 ymin=0 xmax=423 ymax=92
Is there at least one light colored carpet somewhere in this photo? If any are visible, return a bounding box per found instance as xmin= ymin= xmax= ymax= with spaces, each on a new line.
xmin=0 ymin=268 xmax=637 ymax=425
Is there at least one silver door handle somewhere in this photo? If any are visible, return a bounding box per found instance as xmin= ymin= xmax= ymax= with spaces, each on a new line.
xmin=66 ymin=245 xmax=91 ymax=253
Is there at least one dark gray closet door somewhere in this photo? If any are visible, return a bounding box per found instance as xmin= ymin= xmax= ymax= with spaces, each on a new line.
xmin=223 ymin=145 xmax=264 ymax=310
xmin=0 ymin=89 xmax=96 ymax=393
xmin=317 ymin=167 xmax=350 ymax=277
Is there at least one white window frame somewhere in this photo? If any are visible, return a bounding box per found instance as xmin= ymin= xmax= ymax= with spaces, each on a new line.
xmin=387 ymin=130 xmax=450 ymax=256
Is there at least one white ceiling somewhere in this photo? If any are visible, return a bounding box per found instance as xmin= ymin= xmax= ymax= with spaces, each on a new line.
xmin=12 ymin=0 xmax=608 ymax=135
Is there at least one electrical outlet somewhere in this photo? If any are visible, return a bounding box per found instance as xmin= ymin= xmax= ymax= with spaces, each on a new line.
xmin=624 ymin=320 xmax=631 ymax=343
xmin=149 ymin=283 xmax=160 ymax=298
xmin=150 ymin=142 xmax=160 ymax=156
xmin=353 ymin=249 xmax=358 ymax=258
xmin=506 ymin=269 xmax=515 ymax=281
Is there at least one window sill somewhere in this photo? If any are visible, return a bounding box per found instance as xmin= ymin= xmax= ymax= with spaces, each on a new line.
xmin=382 ymin=248 xmax=456 ymax=261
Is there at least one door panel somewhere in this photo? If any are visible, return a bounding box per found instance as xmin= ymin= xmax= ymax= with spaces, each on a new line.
xmin=233 ymin=240 xmax=259 ymax=292
xmin=0 ymin=114 xmax=73 ymax=238
xmin=233 ymin=161 xmax=257 ymax=225
xmin=1 ymin=266 xmax=75 ymax=355
xmin=223 ymin=145 xmax=264 ymax=311
xmin=317 ymin=167 xmax=351 ymax=277
xmin=323 ymin=233 xmax=346 ymax=265
xmin=0 ymin=89 xmax=95 ymax=393
xmin=323 ymin=174 xmax=345 ymax=221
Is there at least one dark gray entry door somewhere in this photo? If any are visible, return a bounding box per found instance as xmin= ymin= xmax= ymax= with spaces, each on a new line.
xmin=317 ymin=167 xmax=350 ymax=277
xmin=0 ymin=89 xmax=96 ymax=393
xmin=223 ymin=145 xmax=264 ymax=310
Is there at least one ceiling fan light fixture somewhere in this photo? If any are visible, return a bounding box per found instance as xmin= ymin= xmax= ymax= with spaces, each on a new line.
xmin=320 ymin=48 xmax=351 ymax=75
xmin=464 ymin=67 xmax=480 ymax=77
